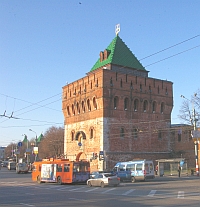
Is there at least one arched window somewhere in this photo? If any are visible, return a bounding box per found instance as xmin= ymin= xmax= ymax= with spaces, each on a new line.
xmin=82 ymin=101 xmax=85 ymax=113
xmin=152 ymin=101 xmax=156 ymax=113
xmin=110 ymin=77 xmax=113 ymax=86
xmin=90 ymin=127 xmax=94 ymax=139
xmin=143 ymin=100 xmax=148 ymax=112
xmin=72 ymin=104 xmax=75 ymax=115
xmin=133 ymin=128 xmax=138 ymax=139
xmin=161 ymin=102 xmax=165 ymax=114
xmin=71 ymin=131 xmax=75 ymax=141
xmin=120 ymin=79 xmax=123 ymax=87
xmin=87 ymin=99 xmax=91 ymax=111
xmin=124 ymin=98 xmax=129 ymax=110
xmin=149 ymin=85 xmax=151 ymax=93
xmin=134 ymin=99 xmax=139 ymax=112
xmin=114 ymin=96 xmax=119 ymax=109
xmin=131 ymin=128 xmax=138 ymax=139
xmin=165 ymin=87 xmax=168 ymax=95
xmin=67 ymin=106 xmax=70 ymax=116
xmin=77 ymin=102 xmax=80 ymax=114
xmin=140 ymin=84 xmax=142 ymax=92
xmin=130 ymin=81 xmax=133 ymax=89
xmin=93 ymin=97 xmax=97 ymax=109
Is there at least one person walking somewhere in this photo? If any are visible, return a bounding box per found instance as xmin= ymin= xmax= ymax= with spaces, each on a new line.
xmin=178 ymin=165 xmax=181 ymax=177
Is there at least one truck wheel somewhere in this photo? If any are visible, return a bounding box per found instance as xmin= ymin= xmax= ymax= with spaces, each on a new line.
xmin=57 ymin=176 xmax=62 ymax=185
xmin=37 ymin=176 xmax=41 ymax=184
xmin=131 ymin=177 xmax=136 ymax=183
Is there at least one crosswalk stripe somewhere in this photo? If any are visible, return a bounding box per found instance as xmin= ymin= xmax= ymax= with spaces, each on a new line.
xmin=177 ymin=191 xmax=184 ymax=199
xmin=148 ymin=190 xmax=157 ymax=197
xmin=122 ymin=189 xmax=135 ymax=195
xmin=101 ymin=188 xmax=116 ymax=194
xmin=68 ymin=186 xmax=86 ymax=191
xmin=85 ymin=187 xmax=99 ymax=192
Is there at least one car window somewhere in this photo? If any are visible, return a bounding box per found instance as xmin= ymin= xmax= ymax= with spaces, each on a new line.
xmin=104 ymin=173 xmax=115 ymax=177
xmin=98 ymin=174 xmax=103 ymax=178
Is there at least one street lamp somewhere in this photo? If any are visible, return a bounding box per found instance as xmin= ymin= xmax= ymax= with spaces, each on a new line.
xmin=22 ymin=134 xmax=29 ymax=163
xmin=181 ymin=94 xmax=199 ymax=176
xmin=11 ymin=140 xmax=16 ymax=158
xmin=29 ymin=129 xmax=38 ymax=161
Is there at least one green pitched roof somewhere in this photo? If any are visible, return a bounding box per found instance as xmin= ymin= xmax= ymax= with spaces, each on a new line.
xmin=22 ymin=135 xmax=28 ymax=143
xmin=90 ymin=35 xmax=145 ymax=72
xmin=37 ymin=133 xmax=44 ymax=143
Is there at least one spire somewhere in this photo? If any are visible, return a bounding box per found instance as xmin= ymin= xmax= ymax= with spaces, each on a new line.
xmin=23 ymin=134 xmax=28 ymax=143
xmin=115 ymin=24 xmax=120 ymax=36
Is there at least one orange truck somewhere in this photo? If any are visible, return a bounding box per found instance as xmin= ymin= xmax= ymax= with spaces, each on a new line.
xmin=32 ymin=158 xmax=90 ymax=184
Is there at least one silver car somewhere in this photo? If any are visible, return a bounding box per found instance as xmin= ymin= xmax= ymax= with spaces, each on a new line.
xmin=87 ymin=173 xmax=120 ymax=188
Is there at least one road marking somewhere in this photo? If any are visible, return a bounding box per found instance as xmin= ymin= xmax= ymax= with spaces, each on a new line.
xmin=148 ymin=190 xmax=157 ymax=197
xmin=69 ymin=186 xmax=86 ymax=191
xmin=85 ymin=187 xmax=99 ymax=192
xmin=25 ymin=193 xmax=35 ymax=195
xmin=19 ymin=203 xmax=35 ymax=206
xmin=177 ymin=191 xmax=184 ymax=199
xmin=57 ymin=186 xmax=72 ymax=191
xmin=69 ymin=198 xmax=87 ymax=201
xmin=122 ymin=189 xmax=135 ymax=195
xmin=101 ymin=188 xmax=116 ymax=194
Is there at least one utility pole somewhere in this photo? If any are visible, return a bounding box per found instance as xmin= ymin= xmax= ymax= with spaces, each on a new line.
xmin=193 ymin=107 xmax=199 ymax=176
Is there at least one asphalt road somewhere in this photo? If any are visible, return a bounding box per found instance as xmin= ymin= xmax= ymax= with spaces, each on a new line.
xmin=0 ymin=167 xmax=200 ymax=207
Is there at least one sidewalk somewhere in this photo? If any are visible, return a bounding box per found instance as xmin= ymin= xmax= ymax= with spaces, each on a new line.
xmin=154 ymin=174 xmax=200 ymax=181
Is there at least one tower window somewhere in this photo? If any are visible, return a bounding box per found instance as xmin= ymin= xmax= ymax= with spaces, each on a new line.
xmin=93 ymin=97 xmax=97 ymax=109
xmin=87 ymin=99 xmax=91 ymax=111
xmin=71 ymin=131 xmax=75 ymax=141
xmin=120 ymin=127 xmax=125 ymax=139
xmin=143 ymin=100 xmax=148 ymax=112
xmin=152 ymin=101 xmax=156 ymax=113
xmin=132 ymin=128 xmax=138 ymax=139
xmin=158 ymin=131 xmax=162 ymax=140
xmin=90 ymin=128 xmax=94 ymax=139
xmin=134 ymin=99 xmax=139 ymax=112
xmin=114 ymin=96 xmax=119 ymax=109
xmin=124 ymin=98 xmax=128 ymax=110
xmin=161 ymin=102 xmax=164 ymax=114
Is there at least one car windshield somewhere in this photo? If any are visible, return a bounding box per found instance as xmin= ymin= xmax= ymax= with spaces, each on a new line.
xmin=103 ymin=173 xmax=115 ymax=177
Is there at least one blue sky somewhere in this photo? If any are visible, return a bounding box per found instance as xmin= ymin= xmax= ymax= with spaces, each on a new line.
xmin=0 ymin=0 xmax=200 ymax=146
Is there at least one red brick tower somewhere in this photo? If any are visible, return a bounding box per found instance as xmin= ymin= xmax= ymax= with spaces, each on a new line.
xmin=62 ymin=34 xmax=173 ymax=172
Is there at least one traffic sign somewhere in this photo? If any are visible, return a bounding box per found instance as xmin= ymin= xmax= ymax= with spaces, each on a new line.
xmin=18 ymin=142 xmax=22 ymax=147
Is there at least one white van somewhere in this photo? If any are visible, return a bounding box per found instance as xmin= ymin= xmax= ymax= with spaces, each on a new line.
xmin=113 ymin=159 xmax=155 ymax=182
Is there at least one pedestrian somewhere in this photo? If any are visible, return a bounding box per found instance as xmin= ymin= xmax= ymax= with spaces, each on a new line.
xmin=178 ymin=165 xmax=181 ymax=177
xmin=155 ymin=165 xmax=158 ymax=175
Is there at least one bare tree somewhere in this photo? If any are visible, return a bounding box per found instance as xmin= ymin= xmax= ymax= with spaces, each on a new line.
xmin=179 ymin=90 xmax=200 ymax=127
xmin=38 ymin=126 xmax=64 ymax=159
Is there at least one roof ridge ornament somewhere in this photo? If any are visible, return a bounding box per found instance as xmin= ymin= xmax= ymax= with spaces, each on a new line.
xmin=115 ymin=24 xmax=120 ymax=36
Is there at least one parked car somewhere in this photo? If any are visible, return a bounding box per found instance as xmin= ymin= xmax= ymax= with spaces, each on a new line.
xmin=2 ymin=161 xmax=8 ymax=167
xmin=87 ymin=173 xmax=120 ymax=188
xmin=16 ymin=162 xmax=29 ymax=174
xmin=7 ymin=162 xmax=16 ymax=170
